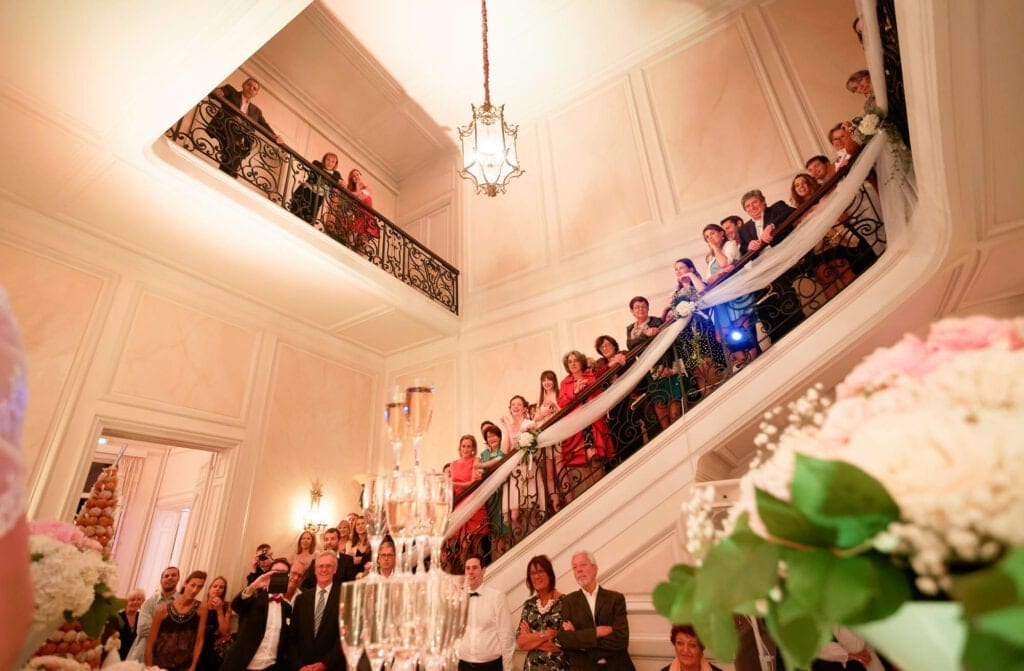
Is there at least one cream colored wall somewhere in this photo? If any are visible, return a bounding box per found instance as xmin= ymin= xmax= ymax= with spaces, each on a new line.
xmin=0 ymin=200 xmax=385 ymax=591
xmin=389 ymin=0 xmax=867 ymax=447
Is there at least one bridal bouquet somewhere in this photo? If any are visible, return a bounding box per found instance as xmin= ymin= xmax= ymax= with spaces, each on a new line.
xmin=654 ymin=316 xmax=1024 ymax=670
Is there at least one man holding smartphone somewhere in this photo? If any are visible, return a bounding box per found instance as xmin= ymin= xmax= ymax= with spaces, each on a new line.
xmin=223 ymin=558 xmax=294 ymax=671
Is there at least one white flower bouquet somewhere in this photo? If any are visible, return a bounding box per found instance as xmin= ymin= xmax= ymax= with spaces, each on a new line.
xmin=20 ymin=521 xmax=124 ymax=667
xmin=655 ymin=316 xmax=1024 ymax=670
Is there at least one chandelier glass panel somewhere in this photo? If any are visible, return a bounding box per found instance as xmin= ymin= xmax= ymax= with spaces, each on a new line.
xmin=458 ymin=0 xmax=523 ymax=196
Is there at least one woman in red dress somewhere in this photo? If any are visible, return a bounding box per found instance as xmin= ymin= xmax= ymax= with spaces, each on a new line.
xmin=556 ymin=350 xmax=614 ymax=505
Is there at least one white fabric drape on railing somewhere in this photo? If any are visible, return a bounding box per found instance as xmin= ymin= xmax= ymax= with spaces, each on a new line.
xmin=445 ymin=135 xmax=898 ymax=536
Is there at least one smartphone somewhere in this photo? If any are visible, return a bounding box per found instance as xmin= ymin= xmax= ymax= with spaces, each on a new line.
xmin=268 ymin=572 xmax=289 ymax=594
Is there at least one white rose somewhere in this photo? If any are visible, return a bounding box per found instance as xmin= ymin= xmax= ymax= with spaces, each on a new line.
xmin=858 ymin=114 xmax=880 ymax=135
xmin=674 ymin=302 xmax=694 ymax=320
xmin=517 ymin=432 xmax=536 ymax=449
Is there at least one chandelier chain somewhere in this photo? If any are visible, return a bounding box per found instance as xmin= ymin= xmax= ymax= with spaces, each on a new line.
xmin=481 ymin=0 xmax=490 ymax=107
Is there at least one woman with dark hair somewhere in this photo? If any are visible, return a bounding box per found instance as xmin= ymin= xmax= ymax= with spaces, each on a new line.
xmin=345 ymin=516 xmax=372 ymax=571
xmin=533 ymin=370 xmax=561 ymax=427
xmin=516 ymin=555 xmax=568 ymax=671
xmin=666 ymin=259 xmax=728 ymax=405
xmin=289 ymin=152 xmax=342 ymax=225
xmin=557 ymin=350 xmax=614 ymax=503
xmin=662 ymin=625 xmax=721 ymax=671
xmin=147 ymin=570 xmax=208 ymax=671
xmin=593 ymin=335 xmax=644 ymax=464
xmin=627 ymin=296 xmax=682 ymax=430
xmin=790 ymin=173 xmax=859 ymax=299
xmin=703 ymin=224 xmax=758 ymax=371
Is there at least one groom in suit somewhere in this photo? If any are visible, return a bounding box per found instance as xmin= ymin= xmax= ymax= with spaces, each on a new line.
xmin=555 ymin=551 xmax=635 ymax=671
xmin=289 ymin=551 xmax=345 ymax=671
xmin=222 ymin=558 xmax=302 ymax=671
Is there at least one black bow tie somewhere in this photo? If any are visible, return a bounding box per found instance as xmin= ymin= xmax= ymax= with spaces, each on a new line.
xmin=469 ymin=592 xmax=480 ymax=597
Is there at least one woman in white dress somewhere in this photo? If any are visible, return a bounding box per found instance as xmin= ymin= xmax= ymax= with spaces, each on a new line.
xmin=500 ymin=395 xmax=545 ymax=536
xmin=0 ymin=287 xmax=33 ymax=670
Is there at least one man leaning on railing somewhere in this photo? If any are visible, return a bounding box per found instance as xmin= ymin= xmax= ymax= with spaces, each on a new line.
xmin=209 ymin=78 xmax=282 ymax=177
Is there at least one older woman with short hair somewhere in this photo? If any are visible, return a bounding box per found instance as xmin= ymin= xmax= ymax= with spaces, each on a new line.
xmin=662 ymin=625 xmax=721 ymax=671
xmin=516 ymin=555 xmax=568 ymax=671
xmin=557 ymin=350 xmax=614 ymax=504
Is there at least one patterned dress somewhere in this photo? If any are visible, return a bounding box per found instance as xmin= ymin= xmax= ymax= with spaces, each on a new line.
xmin=670 ymin=284 xmax=728 ymax=401
xmin=518 ymin=595 xmax=569 ymax=671
xmin=152 ymin=601 xmax=201 ymax=671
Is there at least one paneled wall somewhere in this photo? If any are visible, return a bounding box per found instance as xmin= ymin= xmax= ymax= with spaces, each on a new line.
xmin=391 ymin=0 xmax=867 ymax=460
xmin=0 ymin=201 xmax=384 ymax=590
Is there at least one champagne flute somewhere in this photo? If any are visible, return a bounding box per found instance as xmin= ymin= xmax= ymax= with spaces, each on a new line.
xmin=386 ymin=471 xmax=418 ymax=574
xmin=404 ymin=380 xmax=433 ymax=467
xmin=364 ymin=475 xmax=389 ymax=577
xmin=340 ymin=582 xmax=365 ymax=671
xmin=384 ymin=386 xmax=408 ymax=470
xmin=362 ymin=579 xmax=393 ymax=671
xmin=425 ymin=471 xmax=452 ymax=572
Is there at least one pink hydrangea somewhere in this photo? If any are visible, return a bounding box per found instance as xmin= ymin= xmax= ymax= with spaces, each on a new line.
xmin=29 ymin=520 xmax=84 ymax=544
xmin=836 ymin=334 xmax=930 ymax=399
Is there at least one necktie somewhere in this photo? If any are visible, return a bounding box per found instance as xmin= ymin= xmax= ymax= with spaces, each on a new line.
xmin=314 ymin=587 xmax=327 ymax=635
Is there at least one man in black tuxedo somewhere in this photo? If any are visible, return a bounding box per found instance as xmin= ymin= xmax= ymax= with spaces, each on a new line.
xmin=555 ymin=551 xmax=635 ymax=671
xmin=208 ymin=77 xmax=282 ymax=177
xmin=301 ymin=527 xmax=360 ymax=590
xmin=738 ymin=189 xmax=803 ymax=343
xmin=290 ymin=552 xmax=345 ymax=671
xmin=222 ymin=558 xmax=302 ymax=671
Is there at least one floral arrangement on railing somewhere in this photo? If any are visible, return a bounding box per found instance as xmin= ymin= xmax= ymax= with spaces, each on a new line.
xmin=654 ymin=315 xmax=1024 ymax=670
xmin=852 ymin=107 xmax=911 ymax=179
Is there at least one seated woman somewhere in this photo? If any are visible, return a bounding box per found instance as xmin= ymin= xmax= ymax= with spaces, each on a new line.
xmin=289 ymin=152 xmax=341 ymax=225
xmin=557 ymin=350 xmax=614 ymax=504
xmin=665 ymin=259 xmax=728 ymax=406
xmin=663 ymin=625 xmax=722 ymax=671
xmin=702 ymin=224 xmax=758 ymax=371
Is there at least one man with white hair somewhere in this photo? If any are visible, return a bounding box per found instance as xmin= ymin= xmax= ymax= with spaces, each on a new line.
xmin=555 ymin=551 xmax=634 ymax=671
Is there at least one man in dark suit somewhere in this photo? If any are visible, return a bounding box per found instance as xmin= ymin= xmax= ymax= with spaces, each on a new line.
xmin=555 ymin=550 xmax=635 ymax=671
xmin=222 ymin=558 xmax=301 ymax=671
xmin=208 ymin=77 xmax=282 ymax=177
xmin=300 ymin=527 xmax=360 ymax=590
xmin=738 ymin=189 xmax=803 ymax=343
xmin=290 ymin=551 xmax=345 ymax=671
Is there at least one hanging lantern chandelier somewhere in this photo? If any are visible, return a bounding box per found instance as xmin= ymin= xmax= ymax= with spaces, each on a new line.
xmin=458 ymin=0 xmax=524 ymax=197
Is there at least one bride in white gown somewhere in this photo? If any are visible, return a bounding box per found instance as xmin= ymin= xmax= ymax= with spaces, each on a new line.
xmin=0 ymin=286 xmax=33 ymax=669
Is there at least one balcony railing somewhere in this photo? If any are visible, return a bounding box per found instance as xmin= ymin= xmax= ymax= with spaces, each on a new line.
xmin=442 ymin=141 xmax=888 ymax=572
xmin=166 ymin=96 xmax=460 ymax=315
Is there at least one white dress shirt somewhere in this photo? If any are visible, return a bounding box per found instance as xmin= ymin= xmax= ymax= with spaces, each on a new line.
xmin=247 ymin=595 xmax=284 ymax=670
xmin=458 ymin=584 xmax=514 ymax=671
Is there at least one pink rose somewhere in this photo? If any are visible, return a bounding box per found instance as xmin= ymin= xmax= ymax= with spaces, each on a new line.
xmin=837 ymin=334 xmax=929 ymax=399
xmin=926 ymin=316 xmax=1023 ymax=353
xmin=29 ymin=519 xmax=84 ymax=544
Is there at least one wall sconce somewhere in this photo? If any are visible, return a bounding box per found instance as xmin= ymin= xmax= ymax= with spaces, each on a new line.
xmin=303 ymin=481 xmax=327 ymax=534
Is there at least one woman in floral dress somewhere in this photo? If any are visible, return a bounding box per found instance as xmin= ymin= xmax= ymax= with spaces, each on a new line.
xmin=665 ymin=258 xmax=728 ymax=406
xmin=516 ymin=555 xmax=568 ymax=671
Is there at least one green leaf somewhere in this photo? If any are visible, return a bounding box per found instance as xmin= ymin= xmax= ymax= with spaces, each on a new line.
xmin=701 ymin=612 xmax=739 ymax=664
xmin=653 ymin=577 xmax=695 ymax=625
xmin=694 ymin=517 xmax=780 ymax=614
xmin=951 ymin=565 xmax=1020 ymax=616
xmin=972 ymin=605 xmax=1024 ymax=647
xmin=77 ymin=591 xmax=126 ymax=638
xmin=755 ymin=488 xmax=836 ymax=547
xmin=789 ymin=455 xmax=899 ymax=548
xmin=766 ymin=604 xmax=830 ymax=670
xmin=963 ymin=625 xmax=1024 ymax=671
xmin=782 ymin=548 xmax=873 ymax=624
xmin=841 ymin=552 xmax=912 ymax=624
